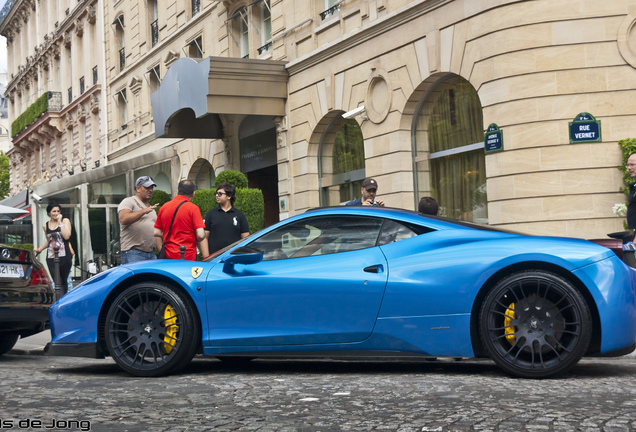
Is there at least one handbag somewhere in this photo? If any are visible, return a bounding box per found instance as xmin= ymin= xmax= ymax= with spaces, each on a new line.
xmin=158 ymin=201 xmax=186 ymax=259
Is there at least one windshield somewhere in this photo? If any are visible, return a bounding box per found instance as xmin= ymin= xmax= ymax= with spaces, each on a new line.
xmin=202 ymin=233 xmax=256 ymax=262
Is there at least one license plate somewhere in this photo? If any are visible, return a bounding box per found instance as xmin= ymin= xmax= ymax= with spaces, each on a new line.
xmin=0 ymin=263 xmax=24 ymax=278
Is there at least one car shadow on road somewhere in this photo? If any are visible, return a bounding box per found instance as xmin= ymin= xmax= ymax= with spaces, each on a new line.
xmin=33 ymin=355 xmax=636 ymax=379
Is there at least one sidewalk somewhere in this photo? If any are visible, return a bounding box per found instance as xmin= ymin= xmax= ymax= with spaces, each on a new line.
xmin=9 ymin=330 xmax=51 ymax=355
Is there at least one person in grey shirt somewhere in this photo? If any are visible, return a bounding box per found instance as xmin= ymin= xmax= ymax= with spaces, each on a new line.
xmin=118 ymin=176 xmax=158 ymax=264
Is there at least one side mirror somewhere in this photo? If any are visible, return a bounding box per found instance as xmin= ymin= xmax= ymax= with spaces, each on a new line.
xmin=222 ymin=246 xmax=263 ymax=273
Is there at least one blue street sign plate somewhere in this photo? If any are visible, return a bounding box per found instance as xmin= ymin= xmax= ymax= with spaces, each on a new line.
xmin=569 ymin=112 xmax=601 ymax=143
xmin=484 ymin=123 xmax=503 ymax=153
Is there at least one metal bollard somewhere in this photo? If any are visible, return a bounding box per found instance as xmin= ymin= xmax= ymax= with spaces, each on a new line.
xmin=179 ymin=245 xmax=186 ymax=260
xmin=53 ymin=245 xmax=63 ymax=301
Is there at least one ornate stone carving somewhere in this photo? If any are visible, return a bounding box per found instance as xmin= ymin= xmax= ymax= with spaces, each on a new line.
xmin=75 ymin=20 xmax=84 ymax=37
xmin=164 ymin=50 xmax=180 ymax=69
xmin=38 ymin=124 xmax=59 ymax=142
xmin=63 ymin=31 xmax=72 ymax=48
xmin=77 ymin=104 xmax=87 ymax=123
xmin=90 ymin=94 xmax=99 ymax=113
xmin=52 ymin=44 xmax=61 ymax=59
xmin=129 ymin=77 xmax=143 ymax=95
xmin=273 ymin=116 xmax=287 ymax=149
xmin=87 ymin=5 xmax=96 ymax=24
xmin=65 ymin=113 xmax=74 ymax=129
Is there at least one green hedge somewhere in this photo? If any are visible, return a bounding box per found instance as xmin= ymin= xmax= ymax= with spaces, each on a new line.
xmin=214 ymin=170 xmax=248 ymax=189
xmin=618 ymin=138 xmax=636 ymax=196
xmin=150 ymin=189 xmax=171 ymax=212
xmin=12 ymin=93 xmax=49 ymax=138
xmin=616 ymin=138 xmax=636 ymax=229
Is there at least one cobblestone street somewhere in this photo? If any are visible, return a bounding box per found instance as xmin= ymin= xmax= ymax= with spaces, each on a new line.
xmin=1 ymin=353 xmax=636 ymax=431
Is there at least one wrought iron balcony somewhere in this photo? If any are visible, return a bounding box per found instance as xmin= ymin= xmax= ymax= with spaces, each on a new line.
xmin=0 ymin=0 xmax=16 ymax=28
xmin=151 ymin=19 xmax=159 ymax=47
xmin=258 ymin=42 xmax=272 ymax=55
xmin=119 ymin=47 xmax=126 ymax=70
xmin=320 ymin=3 xmax=341 ymax=20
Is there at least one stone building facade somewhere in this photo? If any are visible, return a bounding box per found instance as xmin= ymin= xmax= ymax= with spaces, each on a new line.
xmin=1 ymin=0 xmax=635 ymax=278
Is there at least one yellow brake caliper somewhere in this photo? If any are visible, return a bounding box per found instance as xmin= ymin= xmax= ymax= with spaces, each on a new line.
xmin=163 ymin=304 xmax=178 ymax=354
xmin=504 ymin=303 xmax=516 ymax=344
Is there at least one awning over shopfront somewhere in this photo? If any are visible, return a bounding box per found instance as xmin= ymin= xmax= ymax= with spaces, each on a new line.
xmin=151 ymin=56 xmax=288 ymax=139
xmin=0 ymin=203 xmax=28 ymax=220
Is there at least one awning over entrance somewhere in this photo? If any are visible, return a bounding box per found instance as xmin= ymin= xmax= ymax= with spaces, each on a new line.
xmin=151 ymin=56 xmax=288 ymax=139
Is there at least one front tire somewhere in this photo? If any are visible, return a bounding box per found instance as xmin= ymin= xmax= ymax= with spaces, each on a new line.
xmin=479 ymin=270 xmax=592 ymax=379
xmin=105 ymin=282 xmax=200 ymax=377
xmin=0 ymin=333 xmax=19 ymax=356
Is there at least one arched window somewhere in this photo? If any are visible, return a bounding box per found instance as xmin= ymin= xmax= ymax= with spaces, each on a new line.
xmin=189 ymin=159 xmax=215 ymax=190
xmin=319 ymin=117 xmax=365 ymax=206
xmin=413 ymin=75 xmax=487 ymax=222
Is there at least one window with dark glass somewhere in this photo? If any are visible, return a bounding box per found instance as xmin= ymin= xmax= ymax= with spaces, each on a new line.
xmin=147 ymin=65 xmax=161 ymax=92
xmin=320 ymin=117 xmax=366 ymax=206
xmin=413 ymin=75 xmax=487 ymax=223
xmin=186 ymin=36 xmax=203 ymax=58
xmin=115 ymin=89 xmax=127 ymax=130
xmin=147 ymin=0 xmax=159 ymax=47
xmin=113 ymin=16 xmax=125 ymax=71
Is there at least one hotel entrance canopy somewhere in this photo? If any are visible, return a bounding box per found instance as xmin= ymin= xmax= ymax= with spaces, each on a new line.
xmin=151 ymin=56 xmax=288 ymax=139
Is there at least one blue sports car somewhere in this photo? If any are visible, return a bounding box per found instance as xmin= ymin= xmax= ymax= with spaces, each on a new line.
xmin=45 ymin=207 xmax=636 ymax=378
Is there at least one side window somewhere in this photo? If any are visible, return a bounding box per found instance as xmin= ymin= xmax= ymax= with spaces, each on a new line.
xmin=376 ymin=220 xmax=432 ymax=246
xmin=249 ymin=216 xmax=383 ymax=261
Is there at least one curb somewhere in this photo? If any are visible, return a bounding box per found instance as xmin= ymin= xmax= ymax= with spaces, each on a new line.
xmin=9 ymin=347 xmax=45 ymax=356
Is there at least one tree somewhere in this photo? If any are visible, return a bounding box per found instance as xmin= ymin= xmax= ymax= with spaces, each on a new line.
xmin=0 ymin=151 xmax=9 ymax=199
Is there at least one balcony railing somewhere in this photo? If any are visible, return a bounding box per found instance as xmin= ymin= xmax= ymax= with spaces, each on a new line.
xmin=0 ymin=0 xmax=16 ymax=28
xmin=320 ymin=3 xmax=341 ymax=20
xmin=151 ymin=19 xmax=159 ymax=47
xmin=258 ymin=42 xmax=272 ymax=55
xmin=11 ymin=92 xmax=62 ymax=138
xmin=119 ymin=47 xmax=125 ymax=70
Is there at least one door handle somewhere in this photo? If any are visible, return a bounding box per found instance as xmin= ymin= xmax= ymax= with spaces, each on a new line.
xmin=364 ymin=265 xmax=383 ymax=273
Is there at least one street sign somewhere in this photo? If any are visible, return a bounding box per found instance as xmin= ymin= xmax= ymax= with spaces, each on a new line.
xmin=569 ymin=112 xmax=601 ymax=143
xmin=484 ymin=123 xmax=503 ymax=153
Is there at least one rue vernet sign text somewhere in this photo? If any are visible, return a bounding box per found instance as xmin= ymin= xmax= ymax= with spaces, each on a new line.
xmin=569 ymin=112 xmax=601 ymax=143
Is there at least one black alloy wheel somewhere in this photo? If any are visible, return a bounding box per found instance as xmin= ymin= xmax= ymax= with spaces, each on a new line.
xmin=479 ymin=270 xmax=592 ymax=379
xmin=105 ymin=282 xmax=200 ymax=377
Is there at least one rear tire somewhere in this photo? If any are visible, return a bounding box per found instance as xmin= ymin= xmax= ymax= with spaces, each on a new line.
xmin=105 ymin=282 xmax=200 ymax=377
xmin=0 ymin=333 xmax=19 ymax=356
xmin=479 ymin=270 xmax=592 ymax=378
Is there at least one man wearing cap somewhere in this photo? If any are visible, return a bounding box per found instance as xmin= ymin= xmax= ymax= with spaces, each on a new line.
xmin=118 ymin=176 xmax=159 ymax=264
xmin=346 ymin=178 xmax=385 ymax=206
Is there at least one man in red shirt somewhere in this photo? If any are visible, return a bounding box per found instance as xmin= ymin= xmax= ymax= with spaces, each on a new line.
xmin=153 ymin=180 xmax=209 ymax=260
